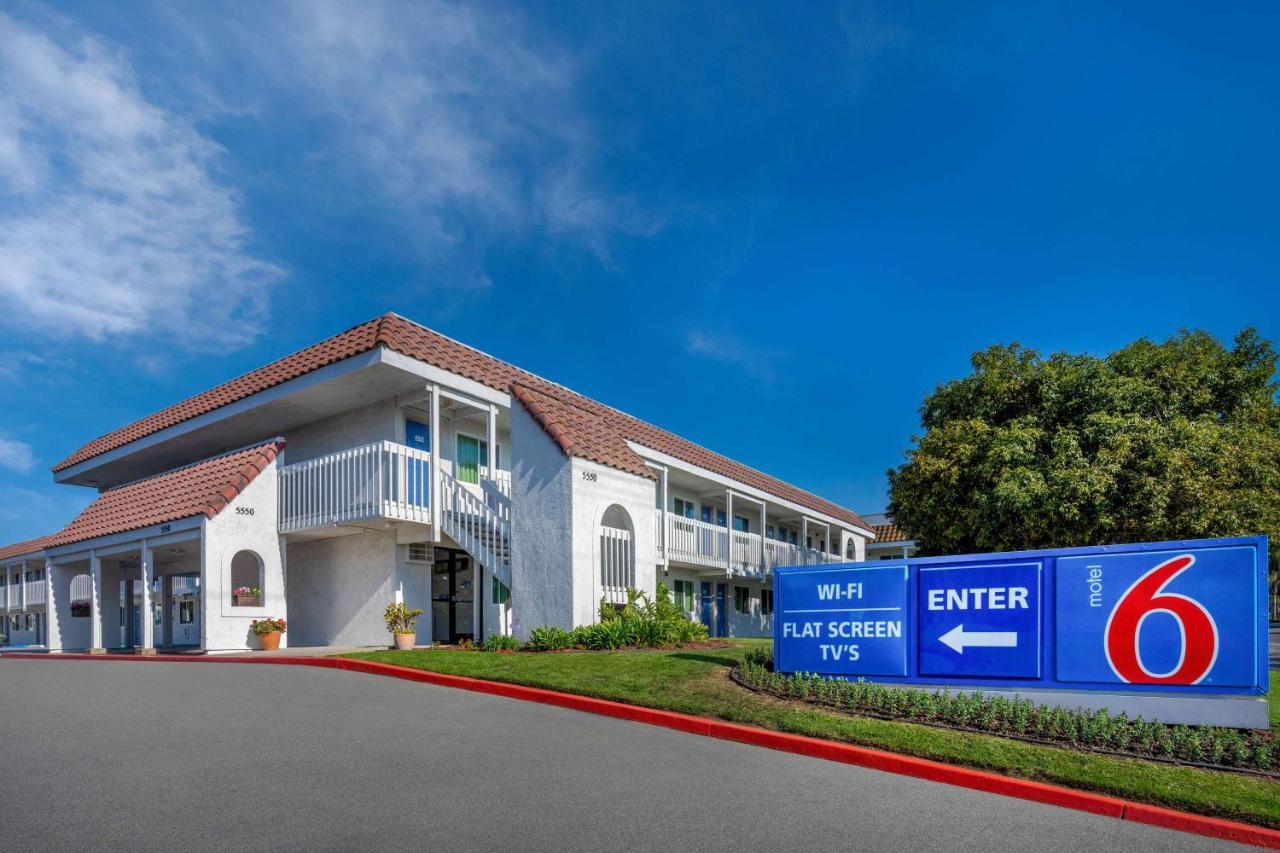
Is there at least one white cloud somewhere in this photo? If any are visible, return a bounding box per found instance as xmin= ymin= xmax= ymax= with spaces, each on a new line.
xmin=223 ymin=0 xmax=659 ymax=265
xmin=0 ymin=11 xmax=283 ymax=350
xmin=0 ymin=436 xmax=35 ymax=474
xmin=685 ymin=329 xmax=786 ymax=383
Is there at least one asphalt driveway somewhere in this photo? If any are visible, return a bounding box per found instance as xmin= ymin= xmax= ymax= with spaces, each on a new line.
xmin=0 ymin=659 xmax=1251 ymax=852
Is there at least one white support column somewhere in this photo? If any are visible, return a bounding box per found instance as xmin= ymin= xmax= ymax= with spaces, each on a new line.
xmin=801 ymin=518 xmax=809 ymax=555
xmin=161 ymin=575 xmax=173 ymax=647
xmin=140 ymin=542 xmax=155 ymax=654
xmin=486 ymin=403 xmax=498 ymax=481
xmin=660 ymin=466 xmax=669 ymax=572
xmin=89 ymin=551 xmax=104 ymax=653
xmin=758 ymin=501 xmax=766 ymax=571
xmin=44 ymin=560 xmax=56 ymax=649
xmin=429 ymin=384 xmax=442 ymax=542
xmin=725 ymin=489 xmax=733 ymax=573
xmin=17 ymin=560 xmax=24 ymax=610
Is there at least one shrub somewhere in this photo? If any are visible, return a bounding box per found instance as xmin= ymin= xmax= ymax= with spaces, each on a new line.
xmin=736 ymin=657 xmax=1277 ymax=773
xmin=528 ymin=625 xmax=575 ymax=651
xmin=384 ymin=602 xmax=424 ymax=635
xmin=483 ymin=633 xmax=521 ymax=652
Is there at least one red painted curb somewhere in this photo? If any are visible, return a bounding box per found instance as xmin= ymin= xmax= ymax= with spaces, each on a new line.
xmin=6 ymin=651 xmax=1278 ymax=849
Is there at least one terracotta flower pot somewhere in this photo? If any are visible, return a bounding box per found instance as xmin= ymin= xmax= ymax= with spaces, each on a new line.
xmin=234 ymin=595 xmax=262 ymax=608
xmin=393 ymin=632 xmax=416 ymax=651
xmin=259 ymin=631 xmax=282 ymax=651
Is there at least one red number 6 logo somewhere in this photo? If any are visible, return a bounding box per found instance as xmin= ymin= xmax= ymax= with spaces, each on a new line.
xmin=1104 ymin=554 xmax=1218 ymax=685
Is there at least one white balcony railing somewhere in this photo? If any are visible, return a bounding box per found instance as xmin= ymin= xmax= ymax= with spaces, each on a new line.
xmin=23 ymin=581 xmax=46 ymax=607
xmin=1 ymin=584 xmax=12 ymax=610
xmin=279 ymin=441 xmax=432 ymax=533
xmin=658 ymin=510 xmax=842 ymax=575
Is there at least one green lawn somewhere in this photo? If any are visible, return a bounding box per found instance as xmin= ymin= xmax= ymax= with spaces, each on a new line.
xmin=342 ymin=642 xmax=1279 ymax=828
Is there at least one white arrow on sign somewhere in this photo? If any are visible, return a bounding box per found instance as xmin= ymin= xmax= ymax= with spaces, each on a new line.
xmin=939 ymin=624 xmax=1018 ymax=654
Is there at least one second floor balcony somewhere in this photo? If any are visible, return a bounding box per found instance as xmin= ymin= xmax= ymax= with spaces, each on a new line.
xmin=277 ymin=440 xmax=510 ymax=535
xmin=2 ymin=579 xmax=46 ymax=610
xmin=658 ymin=510 xmax=842 ymax=576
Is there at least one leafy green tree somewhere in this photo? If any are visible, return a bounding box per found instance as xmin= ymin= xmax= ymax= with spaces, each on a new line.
xmin=888 ymin=329 xmax=1280 ymax=613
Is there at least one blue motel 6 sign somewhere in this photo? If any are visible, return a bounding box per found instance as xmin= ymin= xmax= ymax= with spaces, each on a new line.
xmin=773 ymin=536 xmax=1269 ymax=696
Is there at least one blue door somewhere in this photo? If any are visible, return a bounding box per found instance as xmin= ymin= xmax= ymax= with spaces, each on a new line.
xmin=405 ymin=420 xmax=430 ymax=506
xmin=699 ymin=582 xmax=713 ymax=631
xmin=715 ymin=583 xmax=727 ymax=637
xmin=131 ymin=605 xmax=142 ymax=646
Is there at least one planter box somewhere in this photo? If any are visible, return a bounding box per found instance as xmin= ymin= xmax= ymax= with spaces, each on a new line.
xmin=233 ymin=595 xmax=262 ymax=608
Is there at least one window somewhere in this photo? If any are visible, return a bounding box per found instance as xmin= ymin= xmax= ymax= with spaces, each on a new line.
xmin=733 ymin=586 xmax=750 ymax=614
xmin=673 ymin=498 xmax=695 ymax=518
xmin=716 ymin=510 xmax=726 ymax=527
xmin=700 ymin=505 xmax=712 ymax=524
xmin=229 ymin=550 xmax=263 ymax=607
xmin=673 ymin=579 xmax=695 ymax=612
xmin=179 ymin=600 xmax=195 ymax=624
xmin=846 ymin=540 xmax=857 ymax=559
xmin=492 ymin=578 xmax=511 ymax=605
xmin=733 ymin=515 xmax=750 ymax=533
xmin=880 ymin=555 xmax=898 ymax=561
xmin=789 ymin=530 xmax=798 ymax=545
xmin=407 ymin=542 xmax=430 ymax=563
xmin=761 ymin=589 xmax=774 ymax=616
xmin=766 ymin=525 xmax=775 ymax=539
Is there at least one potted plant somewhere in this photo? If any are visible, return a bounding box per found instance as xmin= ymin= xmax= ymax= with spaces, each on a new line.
xmin=384 ymin=602 xmax=424 ymax=650
xmin=70 ymin=600 xmax=91 ymax=618
xmin=251 ymin=617 xmax=286 ymax=651
xmin=233 ymin=586 xmax=262 ymax=607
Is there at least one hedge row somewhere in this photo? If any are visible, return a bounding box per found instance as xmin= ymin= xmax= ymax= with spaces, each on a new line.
xmin=739 ymin=647 xmax=1275 ymax=773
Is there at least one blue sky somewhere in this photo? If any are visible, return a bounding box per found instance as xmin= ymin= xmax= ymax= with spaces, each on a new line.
xmin=0 ymin=1 xmax=1276 ymax=543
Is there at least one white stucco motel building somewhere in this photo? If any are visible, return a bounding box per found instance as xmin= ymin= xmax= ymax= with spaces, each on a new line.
xmin=0 ymin=313 xmax=874 ymax=653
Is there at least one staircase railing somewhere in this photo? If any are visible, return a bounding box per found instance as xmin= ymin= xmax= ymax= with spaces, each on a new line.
xmin=439 ymin=468 xmax=512 ymax=587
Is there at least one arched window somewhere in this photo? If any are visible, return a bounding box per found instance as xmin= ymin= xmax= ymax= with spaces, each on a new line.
xmin=230 ymin=550 xmax=263 ymax=607
xmin=845 ymin=539 xmax=856 ymax=560
xmin=599 ymin=504 xmax=635 ymax=605
xmin=70 ymin=573 xmax=92 ymax=618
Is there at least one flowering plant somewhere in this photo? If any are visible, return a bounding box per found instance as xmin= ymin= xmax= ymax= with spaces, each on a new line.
xmin=384 ymin=602 xmax=423 ymax=634
xmin=233 ymin=586 xmax=261 ymax=597
xmin=251 ymin=617 xmax=286 ymax=635
xmin=70 ymin=599 xmax=91 ymax=617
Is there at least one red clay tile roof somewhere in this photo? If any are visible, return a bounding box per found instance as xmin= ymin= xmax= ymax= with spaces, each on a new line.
xmin=56 ymin=313 xmax=870 ymax=531
xmin=511 ymin=384 xmax=655 ymax=480
xmin=871 ymin=522 xmax=912 ymax=544
xmin=0 ymin=534 xmax=56 ymax=562
xmin=47 ymin=441 xmax=283 ymax=549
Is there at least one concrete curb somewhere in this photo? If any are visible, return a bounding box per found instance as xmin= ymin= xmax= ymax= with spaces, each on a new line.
xmin=5 ymin=651 xmax=1278 ymax=850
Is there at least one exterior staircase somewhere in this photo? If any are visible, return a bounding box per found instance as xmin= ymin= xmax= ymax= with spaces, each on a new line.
xmin=438 ymin=468 xmax=512 ymax=587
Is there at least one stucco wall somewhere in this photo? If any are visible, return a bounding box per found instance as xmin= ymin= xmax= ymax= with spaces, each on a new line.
xmin=570 ymin=458 xmax=657 ymax=626
xmin=393 ymin=543 xmax=434 ymax=642
xmin=509 ymin=402 xmax=573 ymax=639
xmin=283 ymin=399 xmax=399 ymax=465
xmin=46 ymin=561 xmax=90 ymax=651
xmin=203 ymin=464 xmax=287 ymax=651
xmin=286 ymin=530 xmax=400 ymax=647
